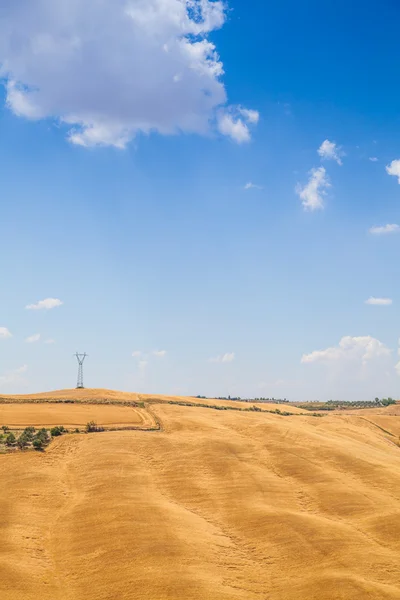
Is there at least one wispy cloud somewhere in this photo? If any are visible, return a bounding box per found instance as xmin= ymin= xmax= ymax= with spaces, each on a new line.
xmin=296 ymin=167 xmax=330 ymax=211
xmin=318 ymin=140 xmax=344 ymax=165
xmin=365 ymin=297 xmax=393 ymax=306
xmin=132 ymin=351 xmax=142 ymax=358
xmin=44 ymin=339 xmax=56 ymax=344
xmin=0 ymin=365 xmax=28 ymax=387
xmin=244 ymin=182 xmax=263 ymax=190
xmin=210 ymin=352 xmax=235 ymax=363
xmin=386 ymin=160 xmax=400 ymax=184
xmin=26 ymin=298 xmax=63 ymax=310
xmin=0 ymin=327 xmax=12 ymax=339
xmin=369 ymin=224 xmax=400 ymax=235
xmin=369 ymin=157 xmax=379 ymax=162
xmin=153 ymin=350 xmax=167 ymax=357
xmin=25 ymin=333 xmax=41 ymax=343
xmin=238 ymin=107 xmax=260 ymax=124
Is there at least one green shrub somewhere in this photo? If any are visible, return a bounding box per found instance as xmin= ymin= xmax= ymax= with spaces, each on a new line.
xmin=23 ymin=427 xmax=36 ymax=441
xmin=5 ymin=432 xmax=16 ymax=446
xmin=35 ymin=429 xmax=49 ymax=444
xmin=17 ymin=434 xmax=29 ymax=449
xmin=50 ymin=426 xmax=66 ymax=437
xmin=33 ymin=438 xmax=44 ymax=451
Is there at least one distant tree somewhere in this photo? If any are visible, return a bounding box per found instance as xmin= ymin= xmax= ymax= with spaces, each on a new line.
xmin=35 ymin=429 xmax=50 ymax=445
xmin=5 ymin=432 xmax=16 ymax=446
xmin=17 ymin=434 xmax=29 ymax=450
xmin=382 ymin=398 xmax=396 ymax=406
xmin=50 ymin=426 xmax=65 ymax=437
xmin=23 ymin=427 xmax=36 ymax=441
xmin=33 ymin=438 xmax=44 ymax=451
xmin=2 ymin=425 xmax=9 ymax=433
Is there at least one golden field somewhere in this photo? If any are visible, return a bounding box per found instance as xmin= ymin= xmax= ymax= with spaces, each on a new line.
xmin=1 ymin=389 xmax=400 ymax=599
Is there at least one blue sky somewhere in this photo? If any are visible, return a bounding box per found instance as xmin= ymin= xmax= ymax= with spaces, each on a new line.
xmin=1 ymin=0 xmax=400 ymax=400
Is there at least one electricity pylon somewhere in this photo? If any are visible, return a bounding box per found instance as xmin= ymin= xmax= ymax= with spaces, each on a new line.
xmin=75 ymin=352 xmax=87 ymax=389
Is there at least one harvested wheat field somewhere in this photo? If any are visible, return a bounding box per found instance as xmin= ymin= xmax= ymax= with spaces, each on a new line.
xmin=1 ymin=390 xmax=400 ymax=600
xmin=0 ymin=403 xmax=153 ymax=429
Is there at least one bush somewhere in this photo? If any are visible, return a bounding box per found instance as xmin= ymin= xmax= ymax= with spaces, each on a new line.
xmin=382 ymin=398 xmax=396 ymax=406
xmin=2 ymin=425 xmax=9 ymax=433
xmin=23 ymin=427 xmax=36 ymax=441
xmin=33 ymin=438 xmax=44 ymax=451
xmin=17 ymin=434 xmax=29 ymax=450
xmin=35 ymin=428 xmax=49 ymax=444
xmin=85 ymin=421 xmax=104 ymax=433
xmin=5 ymin=432 xmax=16 ymax=446
xmin=50 ymin=426 xmax=66 ymax=437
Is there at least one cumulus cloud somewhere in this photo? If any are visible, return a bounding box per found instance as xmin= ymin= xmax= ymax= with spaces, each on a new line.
xmin=0 ymin=327 xmax=12 ymax=339
xmin=0 ymin=0 xmax=258 ymax=148
xmin=296 ymin=167 xmax=330 ymax=211
xmin=369 ymin=224 xmax=400 ymax=235
xmin=244 ymin=182 xmax=263 ymax=190
xmin=365 ymin=297 xmax=393 ymax=306
xmin=301 ymin=336 xmax=391 ymax=367
xmin=25 ymin=333 xmax=41 ymax=343
xmin=318 ymin=140 xmax=344 ymax=165
xmin=210 ymin=352 xmax=235 ymax=363
xmin=386 ymin=160 xmax=400 ymax=183
xmin=153 ymin=350 xmax=167 ymax=357
xmin=26 ymin=298 xmax=63 ymax=310
xmin=0 ymin=365 xmax=28 ymax=387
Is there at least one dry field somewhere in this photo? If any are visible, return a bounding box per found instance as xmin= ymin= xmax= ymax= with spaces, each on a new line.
xmin=0 ymin=389 xmax=399 ymax=599
xmin=0 ymin=403 xmax=153 ymax=430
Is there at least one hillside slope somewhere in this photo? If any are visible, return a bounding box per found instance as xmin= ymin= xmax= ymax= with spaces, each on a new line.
xmin=1 ymin=397 xmax=399 ymax=599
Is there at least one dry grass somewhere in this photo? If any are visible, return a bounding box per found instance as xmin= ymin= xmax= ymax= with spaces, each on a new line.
xmin=0 ymin=403 xmax=152 ymax=429
xmin=0 ymin=390 xmax=399 ymax=599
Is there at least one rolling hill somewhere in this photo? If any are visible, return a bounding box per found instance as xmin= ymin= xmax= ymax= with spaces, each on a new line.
xmin=0 ymin=389 xmax=399 ymax=599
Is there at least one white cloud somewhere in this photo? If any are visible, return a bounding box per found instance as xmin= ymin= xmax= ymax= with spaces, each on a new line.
xmin=0 ymin=0 xmax=258 ymax=148
xmin=0 ymin=365 xmax=28 ymax=387
xmin=26 ymin=298 xmax=63 ymax=310
xmin=369 ymin=157 xmax=378 ymax=162
xmin=210 ymin=352 xmax=235 ymax=363
xmin=153 ymin=350 xmax=167 ymax=357
xmin=365 ymin=297 xmax=393 ymax=306
xmin=217 ymin=113 xmax=251 ymax=144
xmin=317 ymin=140 xmax=344 ymax=165
xmin=44 ymin=338 xmax=55 ymax=344
xmin=244 ymin=182 xmax=263 ymax=190
xmin=25 ymin=333 xmax=41 ymax=344
xmin=296 ymin=167 xmax=330 ymax=211
xmin=238 ymin=107 xmax=259 ymax=124
xmin=386 ymin=160 xmax=400 ymax=184
xmin=301 ymin=336 xmax=391 ymax=367
xmin=369 ymin=224 xmax=400 ymax=235
xmin=0 ymin=327 xmax=12 ymax=339
xmin=132 ymin=351 xmax=143 ymax=358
